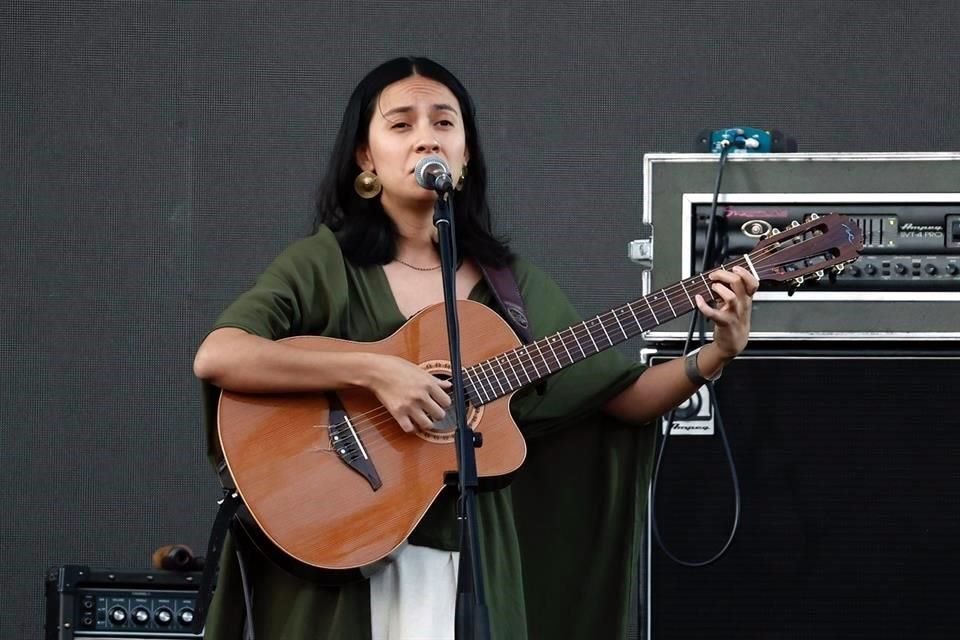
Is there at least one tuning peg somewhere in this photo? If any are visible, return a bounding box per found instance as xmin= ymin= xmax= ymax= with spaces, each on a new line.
xmin=809 ymin=213 xmax=820 ymax=220
xmin=790 ymin=220 xmax=801 ymax=228
xmin=770 ymin=228 xmax=781 ymax=236
xmin=814 ymin=269 xmax=825 ymax=280
xmin=833 ymin=263 xmax=845 ymax=274
xmin=792 ymin=274 xmax=805 ymax=286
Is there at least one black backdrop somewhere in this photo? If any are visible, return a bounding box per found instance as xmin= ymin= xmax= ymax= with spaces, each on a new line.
xmin=3 ymin=1 xmax=960 ymax=638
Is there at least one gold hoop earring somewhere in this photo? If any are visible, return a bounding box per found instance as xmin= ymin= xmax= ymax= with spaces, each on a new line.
xmin=354 ymin=171 xmax=381 ymax=199
xmin=455 ymin=165 xmax=468 ymax=192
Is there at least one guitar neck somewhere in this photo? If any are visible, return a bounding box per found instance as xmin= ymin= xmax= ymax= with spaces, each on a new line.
xmin=463 ymin=256 xmax=749 ymax=407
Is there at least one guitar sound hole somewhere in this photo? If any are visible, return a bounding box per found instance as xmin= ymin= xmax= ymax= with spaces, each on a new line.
xmin=415 ymin=361 xmax=484 ymax=443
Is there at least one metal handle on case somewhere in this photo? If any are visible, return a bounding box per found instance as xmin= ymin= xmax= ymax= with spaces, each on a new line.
xmin=628 ymin=222 xmax=654 ymax=270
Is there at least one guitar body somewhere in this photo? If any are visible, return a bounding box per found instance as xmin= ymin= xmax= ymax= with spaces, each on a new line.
xmin=218 ymin=300 xmax=527 ymax=579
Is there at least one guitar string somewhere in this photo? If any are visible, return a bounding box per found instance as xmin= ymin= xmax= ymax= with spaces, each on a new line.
xmin=316 ymin=235 xmax=833 ymax=455
xmin=318 ymin=235 xmax=833 ymax=453
xmin=320 ymin=232 xmax=840 ymax=450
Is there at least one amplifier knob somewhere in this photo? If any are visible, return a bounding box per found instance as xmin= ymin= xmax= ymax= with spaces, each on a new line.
xmin=947 ymin=263 xmax=959 ymax=276
xmin=924 ymin=264 xmax=938 ymax=275
xmin=155 ymin=607 xmax=174 ymax=625
xmin=132 ymin=607 xmax=150 ymax=625
xmin=179 ymin=608 xmax=195 ymax=625
xmin=864 ymin=263 xmax=878 ymax=276
xmin=848 ymin=265 xmax=861 ymax=277
xmin=108 ymin=606 xmax=127 ymax=625
xmin=894 ymin=263 xmax=908 ymax=275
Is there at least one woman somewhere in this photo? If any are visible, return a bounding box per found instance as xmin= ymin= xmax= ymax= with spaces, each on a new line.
xmin=194 ymin=56 xmax=757 ymax=640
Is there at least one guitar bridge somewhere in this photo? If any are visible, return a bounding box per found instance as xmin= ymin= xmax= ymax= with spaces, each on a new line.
xmin=328 ymin=394 xmax=382 ymax=491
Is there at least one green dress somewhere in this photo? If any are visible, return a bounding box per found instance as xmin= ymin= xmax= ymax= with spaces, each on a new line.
xmin=201 ymin=226 xmax=656 ymax=639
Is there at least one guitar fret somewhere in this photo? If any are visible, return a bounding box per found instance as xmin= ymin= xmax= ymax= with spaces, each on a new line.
xmin=480 ymin=366 xmax=496 ymax=401
xmin=545 ymin=334 xmax=563 ymax=370
xmin=570 ymin=326 xmax=587 ymax=358
xmin=645 ymin=296 xmax=659 ymax=323
xmin=663 ymin=292 xmax=677 ymax=317
xmin=584 ymin=320 xmax=599 ymax=354
xmin=464 ymin=367 xmax=489 ymax=404
xmin=557 ymin=331 xmax=573 ymax=365
xmin=613 ymin=308 xmax=628 ymax=340
xmin=504 ymin=350 xmax=525 ymax=387
xmin=628 ymin=304 xmax=643 ymax=332
xmin=700 ymin=273 xmax=716 ymax=301
xmin=494 ymin=355 xmax=514 ymax=393
xmin=484 ymin=359 xmax=506 ymax=396
xmin=476 ymin=365 xmax=495 ymax=403
xmin=596 ymin=314 xmax=613 ymax=346
xmin=468 ymin=364 xmax=484 ymax=400
xmin=513 ymin=349 xmax=534 ymax=384
xmin=478 ymin=364 xmax=496 ymax=401
xmin=742 ymin=252 xmax=760 ymax=281
xmin=533 ymin=340 xmax=552 ymax=374
xmin=678 ymin=280 xmax=694 ymax=307
xmin=523 ymin=344 xmax=543 ymax=378
xmin=464 ymin=374 xmax=481 ymax=406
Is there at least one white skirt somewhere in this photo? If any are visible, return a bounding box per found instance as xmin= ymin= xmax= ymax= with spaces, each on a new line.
xmin=369 ymin=544 xmax=460 ymax=640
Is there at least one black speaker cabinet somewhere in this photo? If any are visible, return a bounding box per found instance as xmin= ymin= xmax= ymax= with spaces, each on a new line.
xmin=45 ymin=565 xmax=203 ymax=639
xmin=642 ymin=345 xmax=960 ymax=640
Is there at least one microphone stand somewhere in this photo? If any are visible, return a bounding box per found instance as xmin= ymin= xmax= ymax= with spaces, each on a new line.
xmin=433 ymin=190 xmax=491 ymax=640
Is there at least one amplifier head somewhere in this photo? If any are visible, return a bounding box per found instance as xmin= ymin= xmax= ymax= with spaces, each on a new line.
xmin=45 ymin=565 xmax=202 ymax=639
xmin=642 ymin=152 xmax=960 ymax=341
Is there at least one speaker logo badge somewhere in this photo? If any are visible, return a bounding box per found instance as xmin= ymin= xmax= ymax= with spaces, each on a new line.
xmin=661 ymin=386 xmax=714 ymax=436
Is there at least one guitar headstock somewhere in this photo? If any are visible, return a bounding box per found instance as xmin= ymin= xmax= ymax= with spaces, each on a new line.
xmin=746 ymin=214 xmax=864 ymax=287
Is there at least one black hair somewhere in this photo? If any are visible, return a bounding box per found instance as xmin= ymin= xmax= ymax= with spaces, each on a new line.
xmin=313 ymin=57 xmax=512 ymax=267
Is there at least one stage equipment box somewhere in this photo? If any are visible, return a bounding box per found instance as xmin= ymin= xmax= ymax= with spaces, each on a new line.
xmin=637 ymin=152 xmax=960 ymax=341
xmin=45 ymin=565 xmax=203 ymax=639
xmin=639 ymin=345 xmax=960 ymax=639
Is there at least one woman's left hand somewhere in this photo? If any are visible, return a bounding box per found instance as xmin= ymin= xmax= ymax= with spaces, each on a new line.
xmin=694 ymin=265 xmax=759 ymax=359
xmin=604 ymin=265 xmax=760 ymax=425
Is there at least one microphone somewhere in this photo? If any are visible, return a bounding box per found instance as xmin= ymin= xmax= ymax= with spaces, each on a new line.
xmin=415 ymin=155 xmax=454 ymax=193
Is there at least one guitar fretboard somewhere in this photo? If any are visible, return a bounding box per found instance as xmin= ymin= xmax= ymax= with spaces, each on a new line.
xmin=463 ymin=259 xmax=745 ymax=407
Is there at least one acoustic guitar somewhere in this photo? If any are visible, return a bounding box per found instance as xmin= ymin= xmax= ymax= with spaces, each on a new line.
xmin=218 ymin=213 xmax=863 ymax=581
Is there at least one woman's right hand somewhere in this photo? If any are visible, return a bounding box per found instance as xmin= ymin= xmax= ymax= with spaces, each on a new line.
xmin=364 ymin=355 xmax=452 ymax=433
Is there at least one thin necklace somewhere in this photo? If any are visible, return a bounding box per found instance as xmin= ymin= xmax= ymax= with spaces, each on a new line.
xmin=393 ymin=257 xmax=463 ymax=272
xmin=395 ymin=258 xmax=441 ymax=271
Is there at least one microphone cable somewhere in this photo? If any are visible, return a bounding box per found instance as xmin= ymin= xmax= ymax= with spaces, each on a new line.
xmin=648 ymin=140 xmax=742 ymax=568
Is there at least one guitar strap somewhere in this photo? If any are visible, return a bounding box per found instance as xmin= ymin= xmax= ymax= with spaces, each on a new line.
xmin=477 ymin=260 xmax=533 ymax=345
xmin=191 ymin=262 xmax=532 ymax=636
xmin=479 ymin=261 xmax=547 ymax=397
xmin=191 ymin=479 xmax=243 ymax=635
